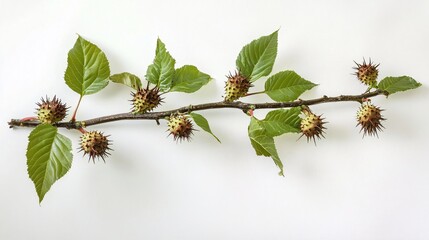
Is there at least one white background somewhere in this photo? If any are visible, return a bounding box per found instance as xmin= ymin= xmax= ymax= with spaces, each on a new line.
xmin=1 ymin=0 xmax=428 ymax=239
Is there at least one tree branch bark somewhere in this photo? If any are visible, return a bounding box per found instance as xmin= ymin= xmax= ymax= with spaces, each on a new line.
xmin=8 ymin=89 xmax=386 ymax=129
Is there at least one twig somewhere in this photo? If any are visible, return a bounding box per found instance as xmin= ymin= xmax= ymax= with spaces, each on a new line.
xmin=7 ymin=90 xmax=387 ymax=129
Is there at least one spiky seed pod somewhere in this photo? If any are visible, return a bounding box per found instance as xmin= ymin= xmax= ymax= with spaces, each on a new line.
xmin=300 ymin=108 xmax=327 ymax=144
xmin=36 ymin=96 xmax=68 ymax=124
xmin=356 ymin=102 xmax=385 ymax=137
xmin=353 ymin=58 xmax=380 ymax=87
xmin=131 ymin=86 xmax=162 ymax=114
xmin=80 ymin=131 xmax=111 ymax=162
xmin=224 ymin=71 xmax=252 ymax=102
xmin=167 ymin=114 xmax=195 ymax=142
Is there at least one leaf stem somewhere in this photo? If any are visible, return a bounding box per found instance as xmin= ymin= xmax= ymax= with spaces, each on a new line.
xmin=71 ymin=96 xmax=83 ymax=122
xmin=245 ymin=91 xmax=265 ymax=97
xmin=78 ymin=127 xmax=87 ymax=134
xmin=20 ymin=116 xmax=38 ymax=122
xmin=8 ymin=89 xmax=387 ymax=129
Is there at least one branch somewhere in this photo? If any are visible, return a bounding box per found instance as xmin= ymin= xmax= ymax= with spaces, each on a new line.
xmin=7 ymin=89 xmax=386 ymax=129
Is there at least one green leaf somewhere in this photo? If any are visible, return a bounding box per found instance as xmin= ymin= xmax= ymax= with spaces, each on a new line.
xmin=377 ymin=76 xmax=421 ymax=95
xmin=170 ymin=65 xmax=212 ymax=93
xmin=248 ymin=117 xmax=284 ymax=176
xmin=109 ymin=72 xmax=142 ymax=90
xmin=65 ymin=35 xmax=110 ymax=96
xmin=146 ymin=38 xmax=176 ymax=92
xmin=236 ymin=30 xmax=278 ymax=82
xmin=260 ymin=107 xmax=301 ymax=137
xmin=26 ymin=124 xmax=73 ymax=203
xmin=190 ymin=112 xmax=221 ymax=143
xmin=265 ymin=70 xmax=317 ymax=102
xmin=155 ymin=37 xmax=167 ymax=55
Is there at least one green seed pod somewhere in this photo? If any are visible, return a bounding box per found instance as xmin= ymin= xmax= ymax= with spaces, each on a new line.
xmin=80 ymin=131 xmax=111 ymax=162
xmin=353 ymin=58 xmax=379 ymax=87
xmin=356 ymin=102 xmax=385 ymax=137
xmin=300 ymin=108 xmax=326 ymax=144
xmin=167 ymin=114 xmax=194 ymax=142
xmin=36 ymin=96 xmax=68 ymax=124
xmin=224 ymin=71 xmax=251 ymax=102
xmin=131 ymin=86 xmax=162 ymax=114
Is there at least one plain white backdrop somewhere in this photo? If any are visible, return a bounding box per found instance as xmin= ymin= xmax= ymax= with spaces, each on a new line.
xmin=1 ymin=0 xmax=428 ymax=239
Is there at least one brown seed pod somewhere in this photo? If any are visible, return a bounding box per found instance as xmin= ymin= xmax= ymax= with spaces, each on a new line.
xmin=80 ymin=131 xmax=112 ymax=162
xmin=299 ymin=108 xmax=327 ymax=144
xmin=131 ymin=86 xmax=163 ymax=114
xmin=353 ymin=58 xmax=380 ymax=87
xmin=36 ymin=96 xmax=68 ymax=123
xmin=224 ymin=71 xmax=252 ymax=102
xmin=357 ymin=102 xmax=385 ymax=137
xmin=167 ymin=114 xmax=195 ymax=142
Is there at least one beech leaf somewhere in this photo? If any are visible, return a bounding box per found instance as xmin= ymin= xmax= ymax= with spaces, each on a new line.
xmin=170 ymin=65 xmax=212 ymax=93
xmin=377 ymin=76 xmax=421 ymax=95
xmin=248 ymin=117 xmax=284 ymax=176
xmin=146 ymin=38 xmax=176 ymax=92
xmin=190 ymin=112 xmax=221 ymax=143
xmin=109 ymin=72 xmax=142 ymax=90
xmin=261 ymin=107 xmax=301 ymax=137
xmin=236 ymin=30 xmax=278 ymax=82
xmin=265 ymin=70 xmax=317 ymax=102
xmin=26 ymin=124 xmax=73 ymax=203
xmin=65 ymin=35 xmax=110 ymax=96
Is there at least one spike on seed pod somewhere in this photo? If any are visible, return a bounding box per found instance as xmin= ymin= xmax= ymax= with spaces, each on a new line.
xmin=224 ymin=71 xmax=252 ymax=102
xmin=167 ymin=113 xmax=195 ymax=142
xmin=356 ymin=102 xmax=385 ymax=137
xmin=131 ymin=86 xmax=163 ymax=114
xmin=299 ymin=108 xmax=327 ymax=144
xmin=353 ymin=58 xmax=380 ymax=87
xmin=79 ymin=131 xmax=112 ymax=162
xmin=36 ymin=96 xmax=68 ymax=124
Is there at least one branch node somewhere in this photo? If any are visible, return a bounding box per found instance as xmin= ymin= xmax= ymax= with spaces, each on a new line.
xmin=187 ymin=105 xmax=194 ymax=113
